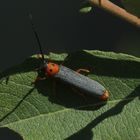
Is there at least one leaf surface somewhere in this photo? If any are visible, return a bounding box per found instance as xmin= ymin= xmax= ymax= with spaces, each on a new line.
xmin=0 ymin=50 xmax=140 ymax=140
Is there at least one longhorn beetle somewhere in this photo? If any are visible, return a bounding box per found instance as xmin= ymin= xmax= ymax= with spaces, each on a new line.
xmin=29 ymin=13 xmax=109 ymax=101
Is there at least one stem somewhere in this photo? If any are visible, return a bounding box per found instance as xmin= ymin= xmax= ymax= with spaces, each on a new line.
xmin=88 ymin=0 xmax=140 ymax=28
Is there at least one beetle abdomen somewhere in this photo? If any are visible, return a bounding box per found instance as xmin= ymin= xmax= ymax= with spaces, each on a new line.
xmin=54 ymin=65 xmax=107 ymax=98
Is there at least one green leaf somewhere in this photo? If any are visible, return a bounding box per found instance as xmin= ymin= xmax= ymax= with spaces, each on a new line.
xmin=122 ymin=0 xmax=140 ymax=17
xmin=79 ymin=6 xmax=92 ymax=13
xmin=0 ymin=50 xmax=140 ymax=140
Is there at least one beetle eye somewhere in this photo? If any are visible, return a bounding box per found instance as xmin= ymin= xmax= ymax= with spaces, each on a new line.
xmin=49 ymin=69 xmax=52 ymax=72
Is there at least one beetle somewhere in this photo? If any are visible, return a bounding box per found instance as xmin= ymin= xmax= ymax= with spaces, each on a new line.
xmin=29 ymin=13 xmax=109 ymax=101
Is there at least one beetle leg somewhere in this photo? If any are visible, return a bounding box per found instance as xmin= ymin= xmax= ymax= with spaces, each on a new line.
xmin=5 ymin=76 xmax=10 ymax=84
xmin=31 ymin=76 xmax=46 ymax=85
xmin=34 ymin=67 xmax=41 ymax=71
xmin=76 ymin=69 xmax=90 ymax=75
xmin=52 ymin=80 xmax=56 ymax=96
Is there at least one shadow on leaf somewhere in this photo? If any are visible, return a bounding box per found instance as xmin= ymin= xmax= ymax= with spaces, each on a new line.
xmin=0 ymin=88 xmax=35 ymax=123
xmin=64 ymin=51 xmax=140 ymax=79
xmin=0 ymin=57 xmax=41 ymax=81
xmin=65 ymin=85 xmax=140 ymax=140
xmin=0 ymin=127 xmax=23 ymax=140
xmin=0 ymin=50 xmax=139 ymax=111
xmin=0 ymin=50 xmax=140 ymax=81
xmin=35 ymin=78 xmax=106 ymax=110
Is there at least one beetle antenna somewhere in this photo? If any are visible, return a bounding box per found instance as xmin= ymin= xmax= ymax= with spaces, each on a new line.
xmin=28 ymin=13 xmax=45 ymax=63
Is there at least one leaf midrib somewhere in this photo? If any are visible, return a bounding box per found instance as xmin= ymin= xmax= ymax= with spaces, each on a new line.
xmin=1 ymin=96 xmax=138 ymax=127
